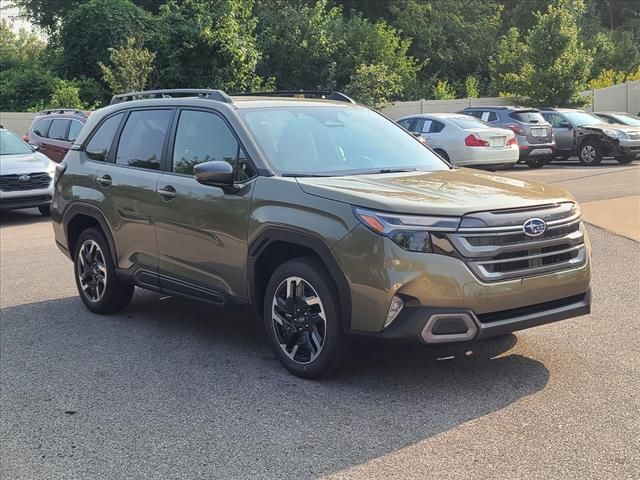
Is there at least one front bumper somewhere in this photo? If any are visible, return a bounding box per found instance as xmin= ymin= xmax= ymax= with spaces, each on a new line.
xmin=350 ymin=289 xmax=591 ymax=345
xmin=0 ymin=190 xmax=52 ymax=210
xmin=616 ymin=138 xmax=640 ymax=156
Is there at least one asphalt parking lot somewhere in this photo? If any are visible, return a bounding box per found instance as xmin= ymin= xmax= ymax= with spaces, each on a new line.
xmin=1 ymin=160 xmax=639 ymax=480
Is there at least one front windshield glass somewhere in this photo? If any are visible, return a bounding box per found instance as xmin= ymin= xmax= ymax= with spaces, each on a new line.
xmin=612 ymin=114 xmax=640 ymax=126
xmin=563 ymin=111 xmax=603 ymax=126
xmin=240 ymin=105 xmax=448 ymax=175
xmin=0 ymin=130 xmax=33 ymax=156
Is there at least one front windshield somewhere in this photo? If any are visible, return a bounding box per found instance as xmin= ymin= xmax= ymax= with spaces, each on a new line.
xmin=240 ymin=105 xmax=448 ymax=175
xmin=0 ymin=130 xmax=33 ymax=156
xmin=563 ymin=111 xmax=603 ymax=126
xmin=611 ymin=113 xmax=640 ymax=126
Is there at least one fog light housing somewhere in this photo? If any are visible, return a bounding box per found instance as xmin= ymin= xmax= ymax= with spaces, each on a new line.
xmin=384 ymin=296 xmax=404 ymax=329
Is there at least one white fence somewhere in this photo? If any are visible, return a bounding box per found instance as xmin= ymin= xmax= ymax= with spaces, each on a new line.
xmin=0 ymin=112 xmax=36 ymax=135
xmin=382 ymin=80 xmax=640 ymax=119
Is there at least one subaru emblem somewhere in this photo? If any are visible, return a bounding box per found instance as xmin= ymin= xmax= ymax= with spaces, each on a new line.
xmin=19 ymin=174 xmax=31 ymax=182
xmin=523 ymin=218 xmax=546 ymax=237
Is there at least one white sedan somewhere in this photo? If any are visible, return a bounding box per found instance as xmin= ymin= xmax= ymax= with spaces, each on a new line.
xmin=397 ymin=113 xmax=519 ymax=168
xmin=0 ymin=127 xmax=57 ymax=216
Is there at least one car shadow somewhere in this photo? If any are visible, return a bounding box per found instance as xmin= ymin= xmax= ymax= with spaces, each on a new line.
xmin=1 ymin=293 xmax=549 ymax=480
xmin=0 ymin=208 xmax=50 ymax=226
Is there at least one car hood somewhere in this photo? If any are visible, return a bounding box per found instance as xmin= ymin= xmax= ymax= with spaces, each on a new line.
xmin=582 ymin=123 xmax=639 ymax=134
xmin=296 ymin=168 xmax=575 ymax=216
xmin=0 ymin=152 xmax=53 ymax=175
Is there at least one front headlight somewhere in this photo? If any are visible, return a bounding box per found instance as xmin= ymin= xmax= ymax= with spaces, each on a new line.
xmin=603 ymin=129 xmax=628 ymax=139
xmin=353 ymin=208 xmax=460 ymax=253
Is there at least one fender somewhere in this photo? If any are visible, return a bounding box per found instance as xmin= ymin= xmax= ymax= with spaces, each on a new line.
xmin=63 ymin=202 xmax=118 ymax=262
xmin=247 ymin=225 xmax=352 ymax=329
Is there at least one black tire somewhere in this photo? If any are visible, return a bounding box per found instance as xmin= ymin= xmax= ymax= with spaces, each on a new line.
xmin=263 ymin=257 xmax=345 ymax=379
xmin=73 ymin=227 xmax=134 ymax=314
xmin=615 ymin=155 xmax=636 ymax=164
xmin=38 ymin=205 xmax=51 ymax=216
xmin=578 ymin=141 xmax=603 ymax=166
xmin=525 ymin=157 xmax=548 ymax=168
xmin=434 ymin=149 xmax=450 ymax=162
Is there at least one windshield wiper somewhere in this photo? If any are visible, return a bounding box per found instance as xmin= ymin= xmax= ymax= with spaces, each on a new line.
xmin=357 ymin=168 xmax=419 ymax=175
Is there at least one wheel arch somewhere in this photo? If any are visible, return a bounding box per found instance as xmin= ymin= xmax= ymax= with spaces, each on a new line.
xmin=248 ymin=226 xmax=352 ymax=330
xmin=63 ymin=203 xmax=117 ymax=262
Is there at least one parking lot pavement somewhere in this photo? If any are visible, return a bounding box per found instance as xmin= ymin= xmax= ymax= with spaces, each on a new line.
xmin=1 ymin=163 xmax=639 ymax=480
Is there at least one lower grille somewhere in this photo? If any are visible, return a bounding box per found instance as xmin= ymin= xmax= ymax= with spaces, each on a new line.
xmin=0 ymin=172 xmax=51 ymax=192
xmin=0 ymin=195 xmax=51 ymax=205
xmin=448 ymin=202 xmax=587 ymax=281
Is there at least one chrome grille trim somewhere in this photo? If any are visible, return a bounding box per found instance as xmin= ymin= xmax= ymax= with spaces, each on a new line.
xmin=449 ymin=203 xmax=586 ymax=282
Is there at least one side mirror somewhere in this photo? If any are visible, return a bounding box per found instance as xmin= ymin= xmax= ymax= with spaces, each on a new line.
xmin=558 ymin=121 xmax=572 ymax=129
xmin=86 ymin=149 xmax=107 ymax=161
xmin=194 ymin=160 xmax=234 ymax=187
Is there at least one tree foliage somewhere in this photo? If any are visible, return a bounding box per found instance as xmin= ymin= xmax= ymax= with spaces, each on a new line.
xmin=344 ymin=63 xmax=402 ymax=109
xmin=99 ymin=37 xmax=155 ymax=94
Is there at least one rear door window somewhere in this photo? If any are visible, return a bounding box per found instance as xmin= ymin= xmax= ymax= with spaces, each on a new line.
xmin=33 ymin=119 xmax=52 ymax=137
xmin=86 ymin=113 xmax=125 ymax=161
xmin=115 ymin=110 xmax=173 ymax=170
xmin=48 ymin=119 xmax=70 ymax=140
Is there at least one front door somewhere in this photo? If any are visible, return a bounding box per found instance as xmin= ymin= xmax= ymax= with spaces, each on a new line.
xmin=154 ymin=109 xmax=256 ymax=303
xmin=94 ymin=108 xmax=174 ymax=280
xmin=544 ymin=113 xmax=574 ymax=153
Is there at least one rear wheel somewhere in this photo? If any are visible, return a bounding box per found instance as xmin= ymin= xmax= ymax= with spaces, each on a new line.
xmin=615 ymin=155 xmax=636 ymax=164
xmin=578 ymin=141 xmax=603 ymax=166
xmin=434 ymin=149 xmax=450 ymax=162
xmin=525 ymin=157 xmax=548 ymax=168
xmin=263 ymin=257 xmax=345 ymax=379
xmin=73 ymin=228 xmax=134 ymax=314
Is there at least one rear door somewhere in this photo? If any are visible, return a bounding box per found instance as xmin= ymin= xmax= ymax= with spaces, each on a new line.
xmin=154 ymin=108 xmax=257 ymax=303
xmin=94 ymin=108 xmax=174 ymax=281
xmin=44 ymin=119 xmax=71 ymax=162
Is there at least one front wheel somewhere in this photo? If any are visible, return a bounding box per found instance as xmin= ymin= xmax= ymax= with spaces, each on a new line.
xmin=73 ymin=228 xmax=134 ymax=314
xmin=615 ymin=155 xmax=636 ymax=164
xmin=263 ymin=257 xmax=345 ymax=379
xmin=578 ymin=141 xmax=603 ymax=166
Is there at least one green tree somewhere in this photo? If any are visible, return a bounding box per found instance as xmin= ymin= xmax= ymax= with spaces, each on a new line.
xmin=48 ymin=79 xmax=89 ymax=109
xmin=489 ymin=27 xmax=528 ymax=96
xmin=153 ymin=0 xmax=265 ymax=91
xmin=99 ymin=37 xmax=155 ymax=94
xmin=432 ymin=80 xmax=456 ymax=100
xmin=60 ymin=0 xmax=151 ymax=81
xmin=344 ymin=63 xmax=402 ymax=109
xmin=464 ymin=76 xmax=480 ymax=98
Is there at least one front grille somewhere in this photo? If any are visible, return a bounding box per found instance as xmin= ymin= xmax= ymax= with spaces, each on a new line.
xmin=1 ymin=195 xmax=51 ymax=205
xmin=448 ymin=203 xmax=587 ymax=282
xmin=0 ymin=172 xmax=51 ymax=192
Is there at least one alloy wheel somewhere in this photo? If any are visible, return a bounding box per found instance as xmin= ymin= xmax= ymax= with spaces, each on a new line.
xmin=581 ymin=145 xmax=596 ymax=163
xmin=77 ymin=239 xmax=107 ymax=302
xmin=271 ymin=276 xmax=327 ymax=364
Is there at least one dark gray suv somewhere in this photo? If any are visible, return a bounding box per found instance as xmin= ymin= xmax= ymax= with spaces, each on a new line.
xmin=461 ymin=106 xmax=555 ymax=168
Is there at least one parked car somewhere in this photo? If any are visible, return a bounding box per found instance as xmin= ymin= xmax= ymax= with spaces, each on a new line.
xmin=24 ymin=109 xmax=89 ymax=163
xmin=593 ymin=111 xmax=640 ymax=128
xmin=396 ymin=113 xmax=518 ymax=168
xmin=52 ymin=89 xmax=591 ymax=378
xmin=0 ymin=127 xmax=57 ymax=216
xmin=541 ymin=108 xmax=640 ymax=165
xmin=460 ymin=106 xmax=555 ymax=168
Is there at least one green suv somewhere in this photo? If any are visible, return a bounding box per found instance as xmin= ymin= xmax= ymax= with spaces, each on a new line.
xmin=51 ymin=89 xmax=592 ymax=378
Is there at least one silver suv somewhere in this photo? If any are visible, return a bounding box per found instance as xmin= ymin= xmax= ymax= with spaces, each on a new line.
xmin=461 ymin=106 xmax=555 ymax=168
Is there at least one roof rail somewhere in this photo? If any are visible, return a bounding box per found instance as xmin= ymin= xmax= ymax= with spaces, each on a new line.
xmin=110 ymin=89 xmax=233 ymax=105
xmin=39 ymin=108 xmax=88 ymax=116
xmin=232 ymin=90 xmax=356 ymax=104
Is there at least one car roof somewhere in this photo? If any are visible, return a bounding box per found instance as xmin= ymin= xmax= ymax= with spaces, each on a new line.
xmin=594 ymin=111 xmax=629 ymax=115
xmin=463 ymin=105 xmax=536 ymax=111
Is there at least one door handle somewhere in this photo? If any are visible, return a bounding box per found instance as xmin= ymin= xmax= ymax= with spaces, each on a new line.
xmin=157 ymin=185 xmax=176 ymax=200
xmin=97 ymin=174 xmax=112 ymax=186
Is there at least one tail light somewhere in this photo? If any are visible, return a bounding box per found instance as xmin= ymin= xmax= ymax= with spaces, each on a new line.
xmin=506 ymin=123 xmax=524 ymax=136
xmin=506 ymin=137 xmax=517 ymax=146
xmin=464 ymin=134 xmax=489 ymax=147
